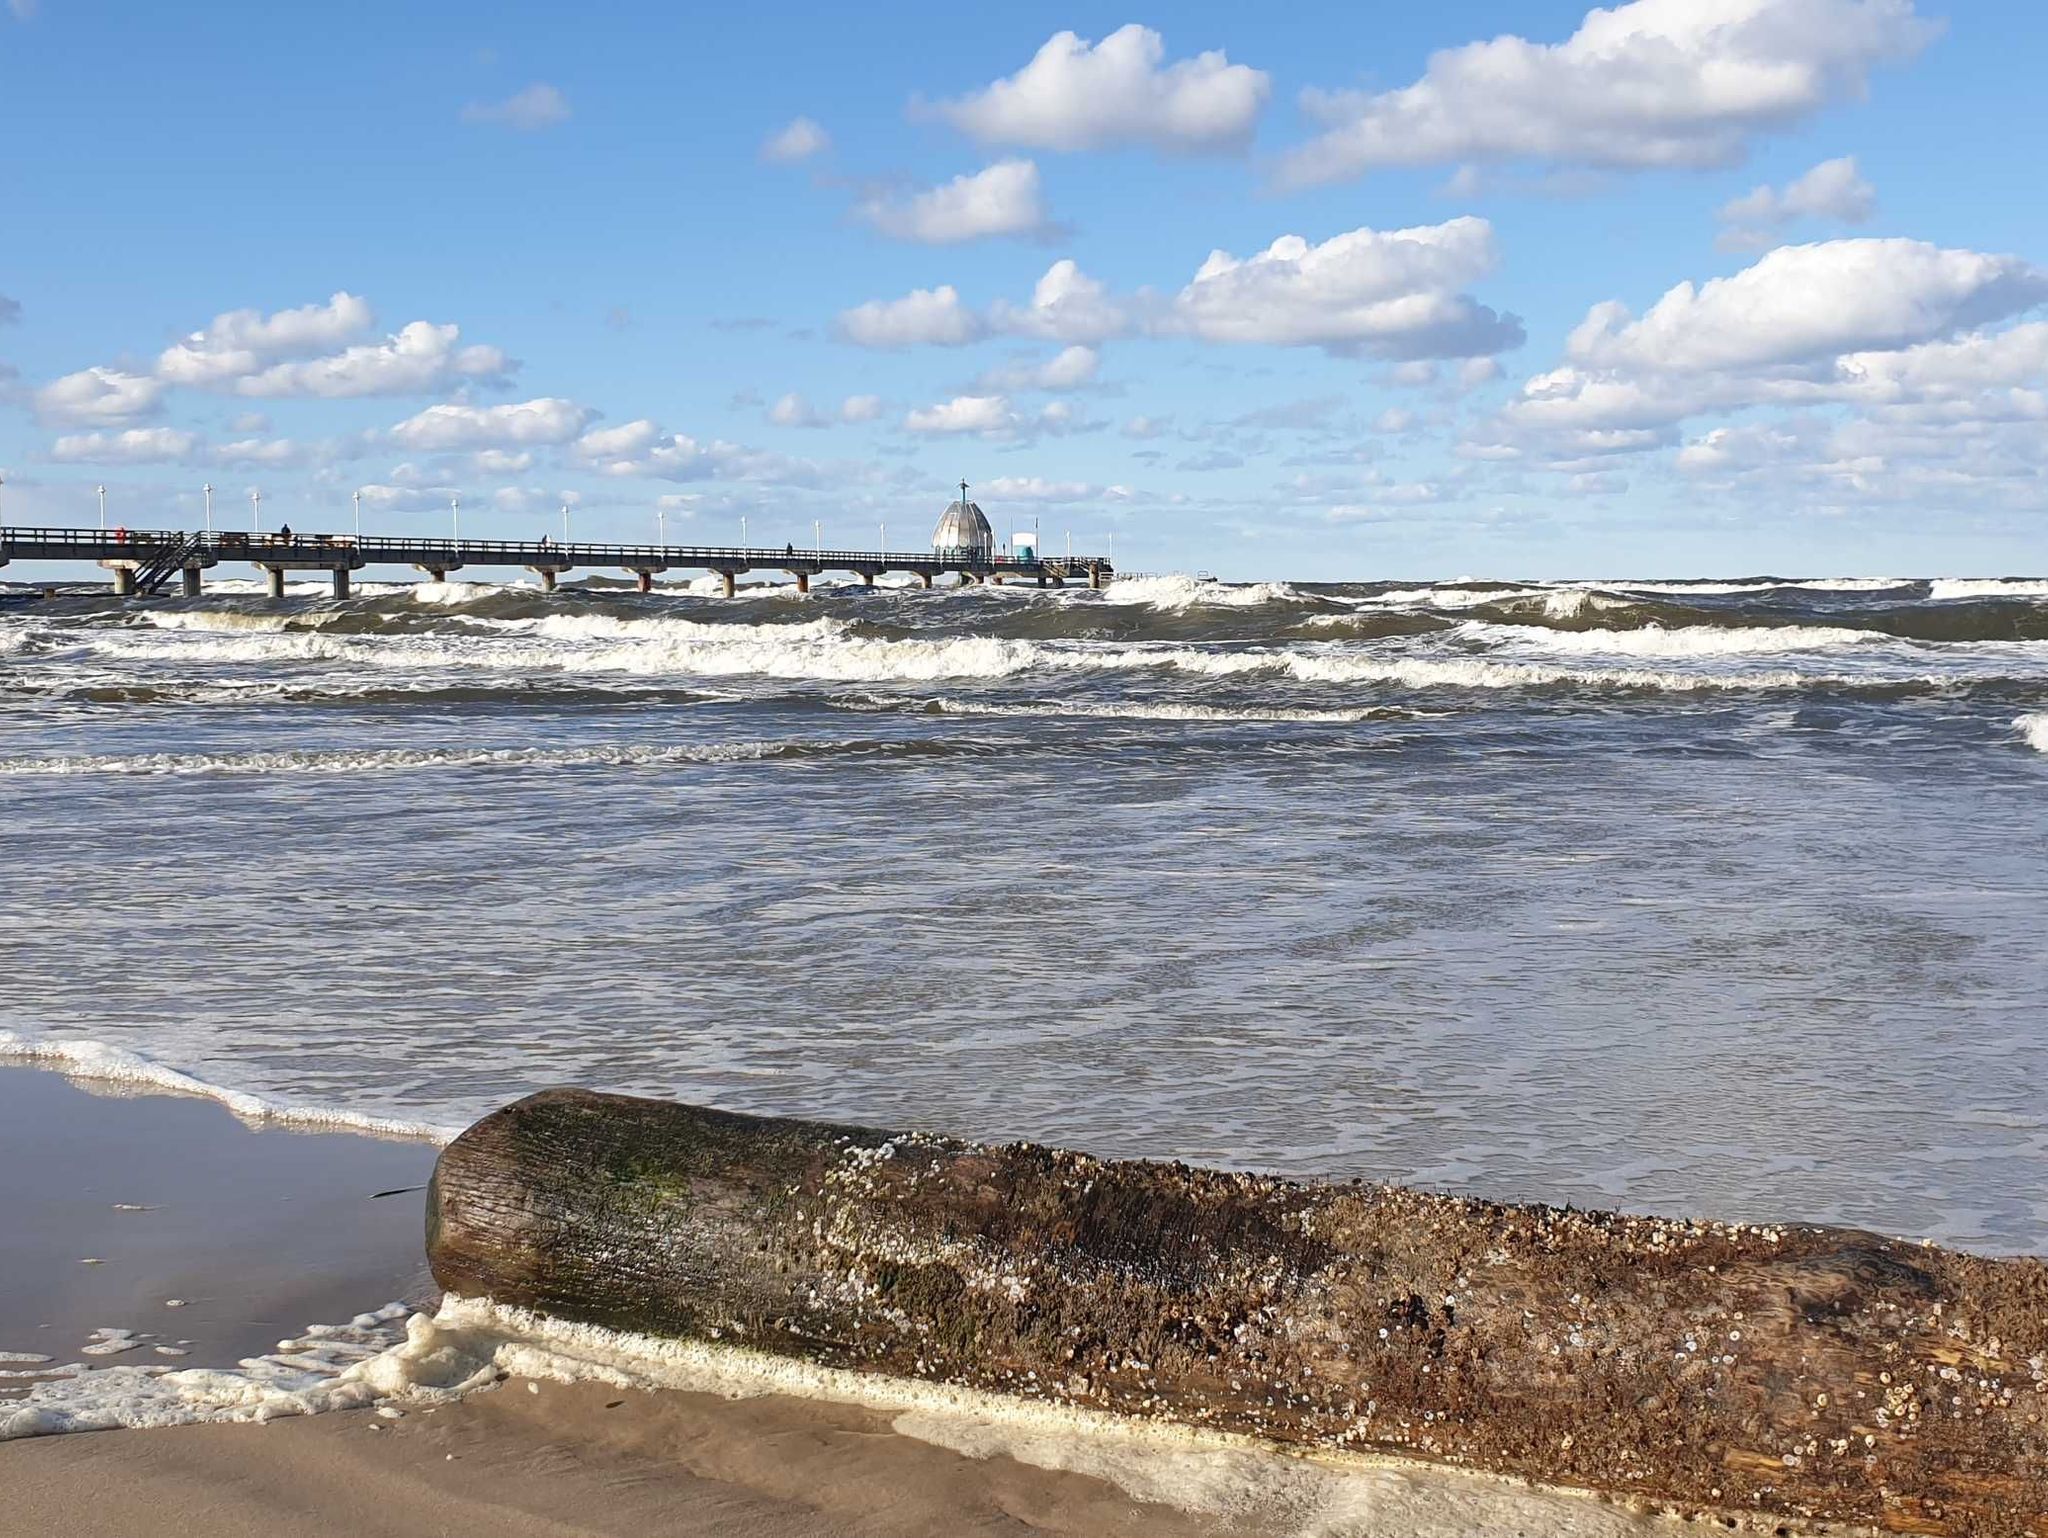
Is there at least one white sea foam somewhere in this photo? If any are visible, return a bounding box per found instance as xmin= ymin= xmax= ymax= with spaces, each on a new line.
xmin=1929 ymin=578 xmax=2048 ymax=601
xmin=1358 ymin=585 xmax=1552 ymax=609
xmin=0 ymin=1304 xmax=430 ymax=1439
xmin=2017 ymin=714 xmax=2048 ymax=754
xmin=322 ymin=1296 xmax=1682 ymax=1537
xmin=78 ymin=619 xmax=1888 ymax=693
xmin=0 ymin=1032 xmax=458 ymax=1142
xmin=1111 ymin=573 xmax=1315 ymax=610
xmin=0 ymin=1290 xmax=1700 ymax=1532
xmin=411 ymin=579 xmax=517 ymax=605
xmin=0 ymin=741 xmax=825 ymax=778
xmin=1458 ymin=620 xmax=1888 ymax=659
xmin=143 ymin=609 xmax=330 ymax=634
xmin=918 ymin=696 xmax=1430 ymax=725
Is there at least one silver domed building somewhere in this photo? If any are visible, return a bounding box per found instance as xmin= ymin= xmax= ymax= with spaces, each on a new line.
xmin=931 ymin=480 xmax=994 ymax=558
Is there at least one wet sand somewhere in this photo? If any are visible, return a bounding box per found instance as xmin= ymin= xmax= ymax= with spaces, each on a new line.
xmin=5 ymin=1379 xmax=1248 ymax=1538
xmin=0 ymin=1066 xmax=436 ymax=1377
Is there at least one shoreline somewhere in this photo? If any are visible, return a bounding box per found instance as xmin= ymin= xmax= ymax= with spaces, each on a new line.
xmin=0 ymin=1066 xmax=435 ymax=1392
xmin=0 ymin=1066 xmax=1909 ymax=1536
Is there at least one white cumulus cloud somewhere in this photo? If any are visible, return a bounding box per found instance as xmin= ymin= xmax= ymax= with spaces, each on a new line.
xmin=235 ymin=321 xmax=512 ymax=399
xmin=835 ymin=285 xmax=986 ymax=348
xmin=48 ymin=427 xmax=200 ymax=464
xmin=1565 ymin=238 xmax=2048 ymax=374
xmin=1280 ymin=0 xmax=1936 ymax=187
xmin=1169 ymin=217 xmax=1523 ymax=358
xmin=987 ymin=260 xmax=1132 ymax=344
xmin=461 ymin=83 xmax=571 ymax=131
xmin=1477 ymin=235 xmax=2048 ymax=491
xmin=905 ymin=395 xmax=1015 ymax=435
xmin=761 ymin=116 xmax=829 ymax=163
xmin=930 ymin=24 xmax=1268 ymax=153
xmin=156 ymin=292 xmax=375 ymax=386
xmin=388 ymin=397 xmax=594 ymax=451
xmin=857 ymin=160 xmax=1052 ymax=244
xmin=1717 ymin=156 xmax=1877 ymax=250
xmin=35 ymin=367 xmax=165 ymax=427
xmin=975 ymin=345 xmax=1100 ymax=393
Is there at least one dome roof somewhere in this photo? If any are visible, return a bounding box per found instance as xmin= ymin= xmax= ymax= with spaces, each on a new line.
xmin=931 ymin=498 xmax=993 ymax=554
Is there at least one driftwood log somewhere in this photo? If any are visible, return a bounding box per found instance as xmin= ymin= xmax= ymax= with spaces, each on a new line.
xmin=428 ymin=1089 xmax=2048 ymax=1535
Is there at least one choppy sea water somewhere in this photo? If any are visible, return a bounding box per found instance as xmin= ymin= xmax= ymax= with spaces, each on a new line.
xmin=3 ymin=570 xmax=2044 ymax=1252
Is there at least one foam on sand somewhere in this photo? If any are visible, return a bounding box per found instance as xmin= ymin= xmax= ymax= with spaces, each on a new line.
xmin=0 ymin=1304 xmax=425 ymax=1439
xmin=0 ymin=1032 xmax=458 ymax=1142
xmin=353 ymin=1296 xmax=1719 ymax=1536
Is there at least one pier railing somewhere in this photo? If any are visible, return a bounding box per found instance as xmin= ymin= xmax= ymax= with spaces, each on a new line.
xmin=0 ymin=526 xmax=1114 ymax=596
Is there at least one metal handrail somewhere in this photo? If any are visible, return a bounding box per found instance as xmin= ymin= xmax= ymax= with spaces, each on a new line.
xmin=0 ymin=526 xmax=1112 ymax=568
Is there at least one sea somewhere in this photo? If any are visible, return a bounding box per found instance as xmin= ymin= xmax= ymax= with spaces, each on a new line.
xmin=3 ymin=568 xmax=2045 ymax=1254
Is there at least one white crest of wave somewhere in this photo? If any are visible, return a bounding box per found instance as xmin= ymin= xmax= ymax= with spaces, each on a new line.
xmin=2016 ymin=714 xmax=2048 ymax=753
xmin=1930 ymin=578 xmax=2048 ymax=601
xmin=1458 ymin=620 xmax=1886 ymax=658
xmin=524 ymin=612 xmax=850 ymax=646
xmin=1361 ymin=585 xmax=1551 ymax=609
xmin=0 ymin=741 xmax=816 ymax=778
xmin=1111 ymin=573 xmax=1312 ymax=610
xmin=145 ymin=609 xmax=308 ymax=633
xmin=1606 ymin=577 xmax=1908 ymax=596
xmin=0 ymin=1031 xmax=456 ymax=1141
xmin=412 ymin=579 xmax=514 ymax=605
xmin=76 ymin=618 xmax=1878 ymax=693
xmin=920 ymin=696 xmax=1428 ymax=724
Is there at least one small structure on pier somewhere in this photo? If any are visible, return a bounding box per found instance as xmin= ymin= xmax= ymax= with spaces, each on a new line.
xmin=930 ymin=479 xmax=993 ymax=559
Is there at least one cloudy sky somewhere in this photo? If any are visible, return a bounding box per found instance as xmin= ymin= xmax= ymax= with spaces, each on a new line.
xmin=3 ymin=0 xmax=2045 ymax=577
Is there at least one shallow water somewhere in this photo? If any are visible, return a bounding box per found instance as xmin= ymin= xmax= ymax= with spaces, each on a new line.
xmin=3 ymin=571 xmax=2044 ymax=1251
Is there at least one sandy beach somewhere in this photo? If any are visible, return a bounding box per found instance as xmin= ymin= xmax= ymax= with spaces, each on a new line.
xmin=5 ymin=1377 xmax=1264 ymax=1538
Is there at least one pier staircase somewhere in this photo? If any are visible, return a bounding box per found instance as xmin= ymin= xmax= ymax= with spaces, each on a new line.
xmin=127 ymin=532 xmax=202 ymax=596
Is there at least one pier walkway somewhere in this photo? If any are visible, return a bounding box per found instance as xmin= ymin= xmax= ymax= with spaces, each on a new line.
xmin=0 ymin=527 xmax=1114 ymax=599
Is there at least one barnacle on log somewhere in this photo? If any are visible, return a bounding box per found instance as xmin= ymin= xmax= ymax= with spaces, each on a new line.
xmin=428 ymin=1088 xmax=2048 ymax=1536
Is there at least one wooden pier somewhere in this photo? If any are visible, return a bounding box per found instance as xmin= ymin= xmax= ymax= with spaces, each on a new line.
xmin=0 ymin=527 xmax=1115 ymax=600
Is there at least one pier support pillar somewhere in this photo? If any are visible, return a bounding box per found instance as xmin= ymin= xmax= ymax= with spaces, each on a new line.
xmin=1037 ymin=574 xmax=1047 ymax=589
xmin=1090 ymin=565 xmax=1104 ymax=590
xmin=425 ymin=567 xmax=447 ymax=583
xmin=721 ymin=572 xmax=736 ymax=598
xmin=112 ymin=566 xmax=137 ymax=597
xmin=540 ymin=569 xmax=556 ymax=592
xmin=265 ymin=566 xmax=286 ymax=600
xmin=794 ymin=571 xmax=810 ymax=595
xmin=331 ymin=568 xmax=351 ymax=600
xmin=181 ymin=566 xmax=202 ymax=598
xmin=636 ymin=570 xmax=653 ymax=594
xmin=861 ymin=571 xmax=875 ymax=589
xmin=917 ymin=571 xmax=932 ymax=589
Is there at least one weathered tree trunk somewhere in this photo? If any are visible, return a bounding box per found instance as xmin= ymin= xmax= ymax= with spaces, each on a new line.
xmin=428 ymin=1088 xmax=2048 ymax=1536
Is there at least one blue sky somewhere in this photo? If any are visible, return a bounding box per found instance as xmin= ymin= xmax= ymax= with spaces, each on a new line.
xmin=3 ymin=1 xmax=2046 ymax=578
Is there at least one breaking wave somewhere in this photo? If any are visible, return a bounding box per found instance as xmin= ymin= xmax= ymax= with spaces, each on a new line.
xmin=2017 ymin=714 xmax=2048 ymax=754
xmin=1459 ymin=621 xmax=1892 ymax=658
xmin=1109 ymin=574 xmax=1320 ymax=610
xmin=54 ymin=619 xmax=1989 ymax=695
xmin=0 ymin=738 xmax=994 ymax=778
xmin=1929 ymin=578 xmax=2048 ymax=601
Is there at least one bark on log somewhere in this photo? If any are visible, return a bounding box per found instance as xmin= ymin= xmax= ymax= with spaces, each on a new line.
xmin=428 ymin=1088 xmax=2048 ymax=1536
